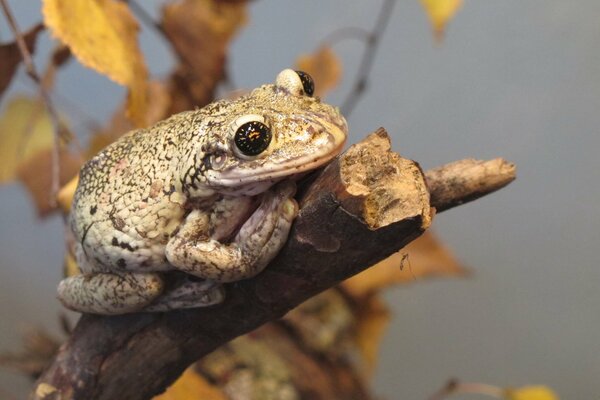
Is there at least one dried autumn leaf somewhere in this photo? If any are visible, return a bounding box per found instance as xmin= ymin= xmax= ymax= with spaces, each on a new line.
xmin=0 ymin=327 xmax=62 ymax=378
xmin=138 ymin=81 xmax=171 ymax=128
xmin=35 ymin=383 xmax=58 ymax=398
xmin=63 ymin=250 xmax=80 ymax=278
xmin=419 ymin=0 xmax=463 ymax=41
xmin=87 ymin=107 xmax=135 ymax=158
xmin=352 ymin=295 xmax=391 ymax=377
xmin=0 ymin=23 xmax=45 ymax=100
xmin=57 ymin=175 xmax=78 ymax=214
xmin=86 ymin=81 xmax=170 ymax=158
xmin=153 ymin=367 xmax=227 ymax=400
xmin=348 ymin=232 xmax=467 ymax=376
xmin=295 ymin=46 xmax=342 ymax=97
xmin=162 ymin=0 xmax=247 ymax=113
xmin=505 ymin=386 xmax=559 ymax=400
xmin=16 ymin=147 xmax=82 ymax=216
xmin=42 ymin=0 xmax=149 ymax=125
xmin=0 ymin=96 xmax=54 ymax=182
xmin=127 ymin=78 xmax=150 ymax=127
xmin=342 ymin=231 xmax=468 ymax=299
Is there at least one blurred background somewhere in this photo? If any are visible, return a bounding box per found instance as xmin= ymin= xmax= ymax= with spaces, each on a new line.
xmin=1 ymin=0 xmax=599 ymax=398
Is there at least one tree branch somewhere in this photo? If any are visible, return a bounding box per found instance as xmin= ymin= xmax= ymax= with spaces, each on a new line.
xmin=32 ymin=128 xmax=515 ymax=400
xmin=426 ymin=158 xmax=516 ymax=212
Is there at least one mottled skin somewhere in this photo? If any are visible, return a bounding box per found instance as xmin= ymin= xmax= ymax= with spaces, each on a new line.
xmin=58 ymin=70 xmax=347 ymax=315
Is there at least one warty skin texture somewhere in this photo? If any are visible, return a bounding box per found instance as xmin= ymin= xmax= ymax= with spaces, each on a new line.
xmin=58 ymin=69 xmax=347 ymax=315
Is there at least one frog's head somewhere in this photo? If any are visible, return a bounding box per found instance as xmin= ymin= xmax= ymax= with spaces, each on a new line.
xmin=200 ymin=69 xmax=348 ymax=195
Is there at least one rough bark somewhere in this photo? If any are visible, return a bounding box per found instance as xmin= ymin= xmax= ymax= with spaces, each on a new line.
xmin=32 ymin=128 xmax=516 ymax=400
xmin=425 ymin=158 xmax=516 ymax=212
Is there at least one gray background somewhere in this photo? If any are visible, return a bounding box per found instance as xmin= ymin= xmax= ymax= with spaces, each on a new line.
xmin=1 ymin=1 xmax=599 ymax=398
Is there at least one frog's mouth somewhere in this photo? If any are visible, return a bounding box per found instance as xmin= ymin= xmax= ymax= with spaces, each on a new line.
xmin=206 ymin=122 xmax=346 ymax=195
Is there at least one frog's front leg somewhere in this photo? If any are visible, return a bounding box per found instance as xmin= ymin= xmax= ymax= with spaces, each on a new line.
xmin=166 ymin=181 xmax=298 ymax=282
xmin=57 ymin=272 xmax=164 ymax=315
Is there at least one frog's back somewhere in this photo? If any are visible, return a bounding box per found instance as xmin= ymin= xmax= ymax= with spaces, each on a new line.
xmin=70 ymin=112 xmax=198 ymax=273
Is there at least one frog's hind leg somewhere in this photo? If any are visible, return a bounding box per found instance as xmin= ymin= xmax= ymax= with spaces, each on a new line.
xmin=57 ymin=272 xmax=164 ymax=315
xmin=143 ymin=276 xmax=224 ymax=312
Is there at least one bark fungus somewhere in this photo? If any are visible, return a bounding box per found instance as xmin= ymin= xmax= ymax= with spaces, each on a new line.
xmin=32 ymin=128 xmax=516 ymax=400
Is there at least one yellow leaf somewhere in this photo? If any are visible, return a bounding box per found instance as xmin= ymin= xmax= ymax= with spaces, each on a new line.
xmin=34 ymin=383 xmax=58 ymax=398
xmin=419 ymin=0 xmax=463 ymax=41
xmin=342 ymin=231 xmax=468 ymax=299
xmin=505 ymin=385 xmax=559 ymax=400
xmin=87 ymin=108 xmax=135 ymax=159
xmin=57 ymin=175 xmax=78 ymax=214
xmin=295 ymin=46 xmax=342 ymax=97
xmin=127 ymin=78 xmax=149 ymax=127
xmin=353 ymin=295 xmax=391 ymax=377
xmin=153 ymin=367 xmax=227 ymax=400
xmin=0 ymin=97 xmax=54 ymax=182
xmin=63 ymin=251 xmax=80 ymax=278
xmin=42 ymin=0 xmax=149 ymax=126
xmin=16 ymin=148 xmax=82 ymax=216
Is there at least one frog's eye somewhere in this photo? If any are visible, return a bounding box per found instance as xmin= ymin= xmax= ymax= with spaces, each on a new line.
xmin=275 ymin=69 xmax=316 ymax=96
xmin=234 ymin=120 xmax=272 ymax=157
xmin=294 ymin=70 xmax=314 ymax=96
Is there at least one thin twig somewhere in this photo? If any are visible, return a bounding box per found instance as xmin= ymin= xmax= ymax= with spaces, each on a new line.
xmin=127 ymin=0 xmax=168 ymax=39
xmin=427 ymin=379 xmax=460 ymax=400
xmin=0 ymin=0 xmax=64 ymax=207
xmin=340 ymin=0 xmax=397 ymax=116
xmin=14 ymin=44 xmax=89 ymax=159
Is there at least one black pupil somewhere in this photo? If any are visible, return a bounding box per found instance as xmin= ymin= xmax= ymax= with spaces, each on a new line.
xmin=234 ymin=121 xmax=272 ymax=156
xmin=295 ymin=70 xmax=315 ymax=96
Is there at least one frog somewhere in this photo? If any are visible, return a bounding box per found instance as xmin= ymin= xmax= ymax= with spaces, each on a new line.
xmin=57 ymin=69 xmax=348 ymax=315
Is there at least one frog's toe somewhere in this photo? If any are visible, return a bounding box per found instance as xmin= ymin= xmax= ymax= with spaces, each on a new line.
xmin=143 ymin=278 xmax=225 ymax=312
xmin=57 ymin=272 xmax=164 ymax=315
xmin=252 ymin=198 xmax=297 ymax=268
xmin=282 ymin=198 xmax=299 ymax=220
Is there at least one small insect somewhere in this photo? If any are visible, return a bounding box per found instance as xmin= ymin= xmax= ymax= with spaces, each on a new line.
xmin=399 ymin=253 xmax=416 ymax=280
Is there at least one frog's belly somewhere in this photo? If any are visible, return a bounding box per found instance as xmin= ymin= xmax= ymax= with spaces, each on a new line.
xmin=76 ymin=223 xmax=172 ymax=274
xmin=75 ymin=206 xmax=184 ymax=274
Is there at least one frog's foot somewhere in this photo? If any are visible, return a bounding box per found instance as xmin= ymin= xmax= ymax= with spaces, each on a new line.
xmin=143 ymin=277 xmax=224 ymax=312
xmin=57 ymin=272 xmax=164 ymax=315
xmin=166 ymin=180 xmax=298 ymax=282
